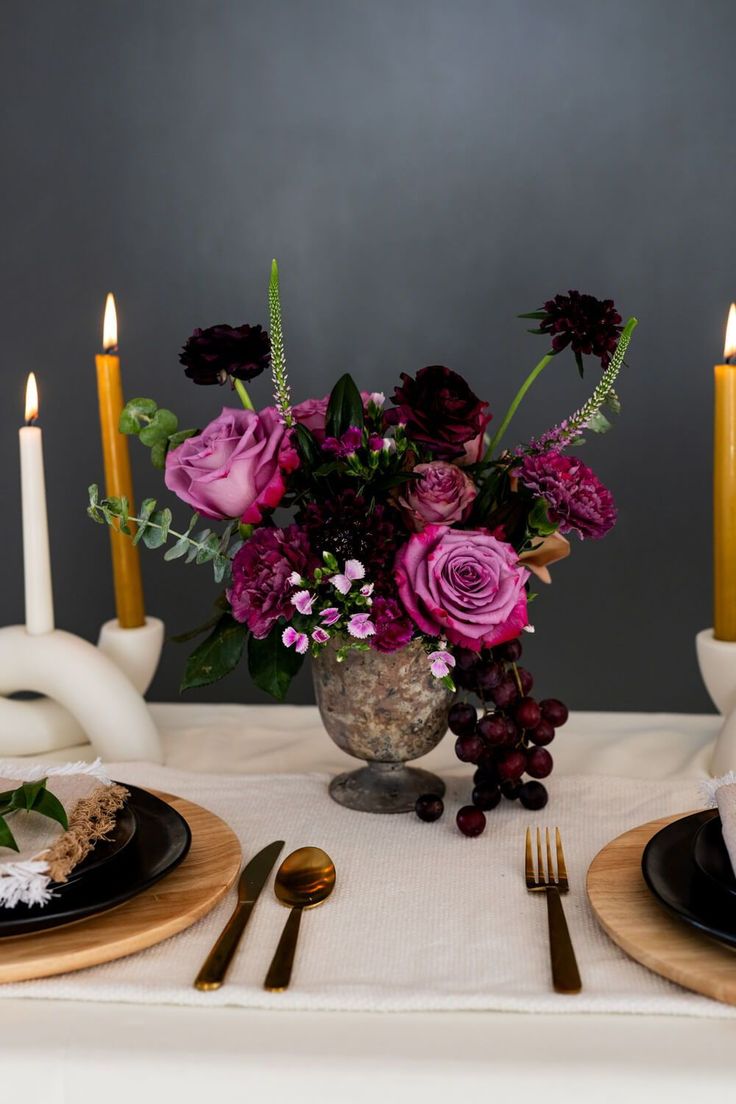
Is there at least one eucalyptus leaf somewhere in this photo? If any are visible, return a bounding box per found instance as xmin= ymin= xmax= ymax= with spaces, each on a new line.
xmin=149 ymin=440 xmax=168 ymax=469
xmin=168 ymin=428 xmax=198 ymax=449
xmin=248 ymin=625 xmax=304 ymax=701
xmin=119 ymin=397 xmax=158 ymax=435
xmin=586 ymin=410 xmax=612 ymax=435
xmin=180 ymin=615 xmax=247 ymax=691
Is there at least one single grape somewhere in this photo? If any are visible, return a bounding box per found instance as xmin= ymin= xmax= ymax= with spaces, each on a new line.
xmin=476 ymin=713 xmax=507 ymax=746
xmin=526 ymin=747 xmax=553 ymax=779
xmin=529 ymin=719 xmax=555 ymax=746
xmin=500 ymin=638 xmax=522 ymax=662
xmin=518 ymin=781 xmax=548 ymax=810
xmin=492 ymin=678 xmax=519 ymax=709
xmin=455 ymin=733 xmax=485 ymax=764
xmin=474 ymin=765 xmax=495 ymax=786
xmin=448 ymin=701 xmax=477 ymax=736
xmin=454 ymin=649 xmax=478 ymax=672
xmin=454 ymin=667 xmax=477 ymax=691
xmin=472 ymin=783 xmax=502 ymax=811
xmin=515 ymin=696 xmax=541 ymax=730
xmin=415 ymin=793 xmax=444 ymax=822
xmin=477 ymin=662 xmax=503 ymax=692
xmin=456 ymin=805 xmax=487 ymax=837
xmin=504 ymin=716 xmax=519 ymax=741
xmin=517 ymin=666 xmax=534 ymax=694
xmin=501 ymin=780 xmax=521 ymax=801
xmin=496 ymin=749 xmax=526 ymax=781
xmin=540 ymin=698 xmax=569 ymax=728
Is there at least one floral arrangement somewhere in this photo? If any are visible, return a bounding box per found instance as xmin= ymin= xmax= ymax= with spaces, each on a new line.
xmin=89 ymin=264 xmax=637 ymax=830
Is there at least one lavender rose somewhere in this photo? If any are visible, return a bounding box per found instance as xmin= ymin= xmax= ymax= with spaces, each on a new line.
xmin=395 ymin=525 xmax=529 ymax=651
xmin=227 ymin=525 xmax=314 ymax=639
xmin=398 ymin=461 xmax=477 ymax=531
xmin=164 ymin=406 xmax=299 ymax=523
xmin=512 ymin=451 xmax=616 ymax=540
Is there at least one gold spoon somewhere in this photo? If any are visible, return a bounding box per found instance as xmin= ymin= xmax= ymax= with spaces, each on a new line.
xmin=264 ymin=846 xmax=336 ymax=992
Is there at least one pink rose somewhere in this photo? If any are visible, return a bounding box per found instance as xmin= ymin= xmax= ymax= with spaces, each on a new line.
xmin=164 ymin=406 xmax=299 ymax=522
xmin=292 ymin=392 xmax=377 ymax=443
xmin=398 ymin=461 xmax=477 ymax=531
xmin=395 ymin=525 xmax=529 ymax=651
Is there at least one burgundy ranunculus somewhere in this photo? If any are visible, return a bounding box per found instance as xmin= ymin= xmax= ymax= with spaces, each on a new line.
xmin=370 ymin=596 xmax=414 ymax=654
xmin=227 ymin=525 xmax=313 ymax=639
xmin=385 ymin=366 xmax=490 ymax=461
xmin=164 ymin=406 xmax=299 ymax=523
xmin=395 ymin=525 xmax=529 ymax=651
xmin=512 ymin=451 xmax=617 ymax=540
xmin=397 ymin=461 xmax=477 ymax=531
xmin=179 ymin=324 xmax=271 ymax=385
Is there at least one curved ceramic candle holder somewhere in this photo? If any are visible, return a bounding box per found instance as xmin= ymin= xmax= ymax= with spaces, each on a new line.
xmin=0 ymin=619 xmax=164 ymax=761
xmin=696 ymin=628 xmax=736 ymax=775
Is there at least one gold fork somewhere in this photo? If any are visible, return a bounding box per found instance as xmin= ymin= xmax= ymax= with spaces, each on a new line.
xmin=524 ymin=827 xmax=582 ymax=994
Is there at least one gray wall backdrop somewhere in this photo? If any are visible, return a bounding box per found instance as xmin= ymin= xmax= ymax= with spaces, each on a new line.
xmin=0 ymin=0 xmax=733 ymax=711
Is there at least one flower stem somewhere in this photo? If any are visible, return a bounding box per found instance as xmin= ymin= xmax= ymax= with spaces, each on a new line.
xmin=484 ymin=353 xmax=554 ymax=461
xmin=233 ymin=378 xmax=254 ymax=411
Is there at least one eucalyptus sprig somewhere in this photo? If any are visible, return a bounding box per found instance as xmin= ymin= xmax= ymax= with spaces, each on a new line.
xmin=0 ymin=778 xmax=68 ymax=853
xmin=119 ymin=398 xmax=197 ymax=469
xmin=87 ymin=484 xmax=240 ymax=584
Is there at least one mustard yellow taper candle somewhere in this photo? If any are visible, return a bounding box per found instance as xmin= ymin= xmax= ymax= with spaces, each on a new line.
xmin=714 ymin=303 xmax=736 ymax=640
xmin=95 ymin=293 xmax=145 ymax=628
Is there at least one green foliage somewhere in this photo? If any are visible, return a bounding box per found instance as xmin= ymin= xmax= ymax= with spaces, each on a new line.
xmin=119 ymin=397 xmax=196 ymax=469
xmin=180 ymin=614 xmax=247 ymax=691
xmin=269 ymin=259 xmax=294 ymax=426
xmin=248 ymin=624 xmax=305 ymax=700
xmin=527 ymin=498 xmax=558 ymax=537
xmin=325 ymin=374 xmax=364 ymax=438
xmin=0 ymin=778 xmax=69 ymax=853
xmin=557 ymin=318 xmax=638 ymax=446
xmin=88 ymin=485 xmax=236 ymax=584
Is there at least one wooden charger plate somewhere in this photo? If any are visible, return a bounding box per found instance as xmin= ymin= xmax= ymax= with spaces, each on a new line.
xmin=587 ymin=812 xmax=736 ymax=1006
xmin=0 ymin=790 xmax=242 ymax=984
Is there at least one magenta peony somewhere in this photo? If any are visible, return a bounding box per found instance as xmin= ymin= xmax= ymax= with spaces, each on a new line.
xmin=397 ymin=461 xmax=477 ymax=531
xmin=370 ymin=595 xmax=415 ymax=654
xmin=227 ymin=524 xmax=314 ymax=638
xmin=395 ymin=525 xmax=529 ymax=651
xmin=164 ymin=406 xmax=299 ymax=523
xmin=513 ymin=451 xmax=616 ymax=540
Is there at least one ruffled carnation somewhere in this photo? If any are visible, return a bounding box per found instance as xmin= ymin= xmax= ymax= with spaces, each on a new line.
xmin=370 ymin=596 xmax=414 ymax=654
xmin=227 ymin=524 xmax=314 ymax=639
xmin=513 ymin=451 xmax=616 ymax=540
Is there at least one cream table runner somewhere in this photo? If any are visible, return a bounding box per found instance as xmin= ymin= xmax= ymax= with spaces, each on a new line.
xmin=0 ymin=761 xmax=732 ymax=1017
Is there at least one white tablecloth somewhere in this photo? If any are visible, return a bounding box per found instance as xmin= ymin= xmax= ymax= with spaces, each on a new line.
xmin=0 ymin=706 xmax=729 ymax=1103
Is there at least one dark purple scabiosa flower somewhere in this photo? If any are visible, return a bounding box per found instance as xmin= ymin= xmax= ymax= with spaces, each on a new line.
xmin=322 ymin=425 xmax=364 ymax=458
xmin=227 ymin=524 xmax=314 ymax=638
xmin=299 ymin=489 xmax=401 ymax=590
xmin=180 ymin=323 xmax=271 ymax=385
xmin=385 ymin=365 xmax=491 ymax=461
xmin=533 ymin=291 xmax=622 ymax=374
xmin=370 ymin=596 xmax=414 ymax=654
xmin=513 ymin=451 xmax=617 ymax=540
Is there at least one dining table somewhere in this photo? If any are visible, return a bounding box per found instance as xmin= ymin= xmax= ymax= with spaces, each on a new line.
xmin=0 ymin=703 xmax=732 ymax=1104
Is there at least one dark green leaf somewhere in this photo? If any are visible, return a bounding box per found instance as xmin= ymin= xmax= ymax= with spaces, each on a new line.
xmin=528 ymin=498 xmax=558 ymax=537
xmin=168 ymin=428 xmax=198 ymax=449
xmin=11 ymin=778 xmax=47 ymax=811
xmin=248 ymin=624 xmax=304 ymax=701
xmin=575 ymin=350 xmax=585 ymax=378
xmin=32 ymin=788 xmax=68 ymax=830
xmin=294 ymin=423 xmax=321 ymax=468
xmin=180 ymin=615 xmax=247 ymax=691
xmin=0 ymin=816 xmax=18 ymax=852
xmin=325 ymin=373 xmax=364 ymax=437
xmin=517 ymin=311 xmax=548 ymax=320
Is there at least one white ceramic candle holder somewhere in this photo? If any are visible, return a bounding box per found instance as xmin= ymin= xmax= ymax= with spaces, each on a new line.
xmin=0 ymin=618 xmax=164 ymax=762
xmin=696 ymin=628 xmax=736 ymax=775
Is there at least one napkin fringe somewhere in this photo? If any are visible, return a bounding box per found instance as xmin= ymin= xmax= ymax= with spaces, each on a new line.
xmin=0 ymin=758 xmax=111 ymax=785
xmin=700 ymin=772 xmax=736 ymax=806
xmin=0 ymin=861 xmax=54 ymax=908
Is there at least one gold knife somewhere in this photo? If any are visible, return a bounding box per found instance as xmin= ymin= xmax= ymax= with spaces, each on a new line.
xmin=194 ymin=840 xmax=285 ymax=991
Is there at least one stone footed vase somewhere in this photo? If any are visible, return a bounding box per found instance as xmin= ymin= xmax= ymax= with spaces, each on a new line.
xmin=312 ymin=639 xmax=452 ymax=813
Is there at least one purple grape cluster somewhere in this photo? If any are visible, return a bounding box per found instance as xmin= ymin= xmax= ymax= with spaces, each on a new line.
xmin=414 ymin=637 xmax=568 ymax=836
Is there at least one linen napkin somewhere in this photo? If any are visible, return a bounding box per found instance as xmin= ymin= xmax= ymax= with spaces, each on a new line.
xmin=0 ymin=759 xmax=127 ymax=908
xmin=703 ymin=771 xmax=736 ymax=873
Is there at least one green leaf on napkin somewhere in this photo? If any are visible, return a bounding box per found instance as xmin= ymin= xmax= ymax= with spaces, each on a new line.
xmin=180 ymin=614 xmax=247 ymax=691
xmin=248 ymin=624 xmax=304 ymax=701
xmin=0 ymin=778 xmax=69 ymax=854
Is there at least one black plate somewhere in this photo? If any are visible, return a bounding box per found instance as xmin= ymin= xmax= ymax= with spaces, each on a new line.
xmin=641 ymin=809 xmax=736 ymax=949
xmin=0 ymin=785 xmax=191 ymax=938
xmin=693 ymin=815 xmax=736 ymax=898
xmin=61 ymin=803 xmax=137 ymax=886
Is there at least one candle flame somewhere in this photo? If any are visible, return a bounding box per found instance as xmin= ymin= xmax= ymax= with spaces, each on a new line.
xmin=725 ymin=303 xmax=736 ymax=362
xmin=103 ymin=292 xmax=118 ymax=352
xmin=25 ymin=373 xmax=39 ymax=423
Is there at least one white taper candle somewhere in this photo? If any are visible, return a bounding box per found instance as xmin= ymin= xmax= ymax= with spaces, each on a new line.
xmin=20 ymin=373 xmax=54 ymax=635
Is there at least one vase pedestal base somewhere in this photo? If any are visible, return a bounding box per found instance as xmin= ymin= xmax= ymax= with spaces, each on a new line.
xmin=329 ymin=761 xmax=445 ymax=814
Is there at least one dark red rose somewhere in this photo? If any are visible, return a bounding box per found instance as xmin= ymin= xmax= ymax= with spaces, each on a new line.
xmin=180 ymin=323 xmax=271 ymax=385
xmin=385 ymin=365 xmax=491 ymax=461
